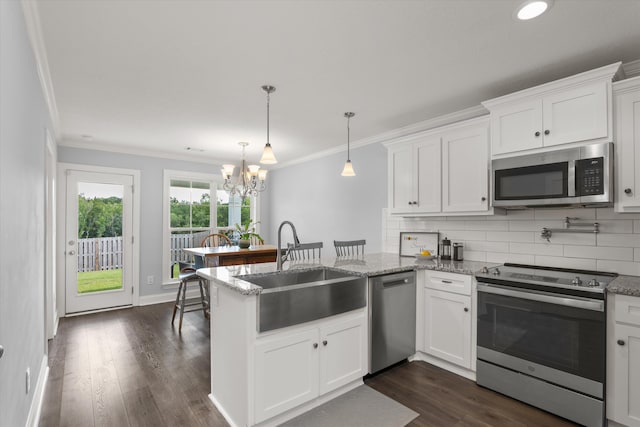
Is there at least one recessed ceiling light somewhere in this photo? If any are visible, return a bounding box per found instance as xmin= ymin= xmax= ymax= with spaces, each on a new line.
xmin=515 ymin=0 xmax=553 ymax=21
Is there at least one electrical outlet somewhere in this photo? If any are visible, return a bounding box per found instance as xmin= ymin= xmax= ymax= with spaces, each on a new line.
xmin=25 ymin=367 xmax=30 ymax=394
xmin=147 ymin=275 xmax=154 ymax=285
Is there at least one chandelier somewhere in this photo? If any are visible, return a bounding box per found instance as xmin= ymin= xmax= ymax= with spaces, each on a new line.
xmin=221 ymin=142 xmax=267 ymax=200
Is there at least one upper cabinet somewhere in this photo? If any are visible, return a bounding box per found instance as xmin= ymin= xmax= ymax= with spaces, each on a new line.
xmin=386 ymin=116 xmax=491 ymax=216
xmin=614 ymin=76 xmax=640 ymax=213
xmin=483 ymin=62 xmax=621 ymax=156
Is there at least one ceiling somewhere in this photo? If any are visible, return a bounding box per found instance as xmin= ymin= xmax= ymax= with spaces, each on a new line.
xmin=35 ymin=0 xmax=640 ymax=166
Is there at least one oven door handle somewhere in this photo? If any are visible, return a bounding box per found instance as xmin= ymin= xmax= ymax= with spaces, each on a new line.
xmin=477 ymin=283 xmax=604 ymax=312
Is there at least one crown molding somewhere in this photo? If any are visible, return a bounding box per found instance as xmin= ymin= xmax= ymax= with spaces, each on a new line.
xmin=622 ymin=59 xmax=640 ymax=78
xmin=59 ymin=137 xmax=236 ymax=166
xmin=21 ymin=0 xmax=61 ymax=139
xmin=274 ymin=104 xmax=488 ymax=169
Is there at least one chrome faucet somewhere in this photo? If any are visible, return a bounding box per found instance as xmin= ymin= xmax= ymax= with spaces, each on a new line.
xmin=277 ymin=220 xmax=301 ymax=271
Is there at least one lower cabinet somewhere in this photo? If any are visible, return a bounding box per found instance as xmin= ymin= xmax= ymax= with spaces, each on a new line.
xmin=417 ymin=271 xmax=474 ymax=374
xmin=253 ymin=312 xmax=367 ymax=424
xmin=608 ymin=294 xmax=640 ymax=427
xmin=423 ymin=288 xmax=472 ymax=369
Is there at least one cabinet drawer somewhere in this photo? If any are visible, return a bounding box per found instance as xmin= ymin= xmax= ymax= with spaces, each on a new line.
xmin=615 ymin=294 xmax=640 ymax=326
xmin=424 ymin=271 xmax=472 ymax=295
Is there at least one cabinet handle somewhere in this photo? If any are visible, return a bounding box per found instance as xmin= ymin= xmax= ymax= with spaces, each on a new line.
xmin=625 ymin=188 xmax=632 ymax=195
xmin=534 ymin=131 xmax=541 ymax=137
xmin=544 ymin=129 xmax=550 ymax=135
xmin=481 ymin=197 xmax=486 ymax=201
xmin=464 ymin=307 xmax=469 ymax=312
xmin=323 ymin=340 xmax=328 ymax=346
xmin=313 ymin=343 xmax=318 ymax=349
xmin=442 ymin=280 xmax=452 ymax=284
xmin=0 ymin=344 xmax=4 ymax=359
xmin=617 ymin=339 xmax=626 ymax=346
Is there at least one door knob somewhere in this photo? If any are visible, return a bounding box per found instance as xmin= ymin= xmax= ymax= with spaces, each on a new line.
xmin=625 ymin=188 xmax=632 ymax=195
xmin=464 ymin=307 xmax=469 ymax=312
xmin=535 ymin=131 xmax=541 ymax=137
xmin=544 ymin=130 xmax=550 ymax=135
xmin=313 ymin=343 xmax=318 ymax=349
xmin=322 ymin=340 xmax=328 ymax=346
xmin=68 ymin=250 xmax=75 ymax=256
xmin=481 ymin=197 xmax=486 ymax=201
xmin=617 ymin=339 xmax=626 ymax=346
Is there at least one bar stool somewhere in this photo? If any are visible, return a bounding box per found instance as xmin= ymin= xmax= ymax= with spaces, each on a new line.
xmin=171 ymin=262 xmax=209 ymax=332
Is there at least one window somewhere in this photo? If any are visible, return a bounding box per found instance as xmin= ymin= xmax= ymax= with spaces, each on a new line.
xmin=162 ymin=170 xmax=259 ymax=284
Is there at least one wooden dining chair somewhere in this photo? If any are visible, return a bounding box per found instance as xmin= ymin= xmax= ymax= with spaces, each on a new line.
xmin=334 ymin=239 xmax=366 ymax=257
xmin=249 ymin=235 xmax=265 ymax=246
xmin=200 ymin=233 xmax=232 ymax=248
xmin=286 ymin=241 xmax=323 ymax=261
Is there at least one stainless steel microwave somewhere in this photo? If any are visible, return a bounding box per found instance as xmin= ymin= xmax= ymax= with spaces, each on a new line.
xmin=492 ymin=142 xmax=613 ymax=208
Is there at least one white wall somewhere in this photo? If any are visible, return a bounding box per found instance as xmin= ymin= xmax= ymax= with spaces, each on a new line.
xmin=263 ymin=143 xmax=387 ymax=253
xmin=0 ymin=2 xmax=50 ymax=425
xmin=57 ymin=146 xmax=222 ymax=297
xmin=384 ymin=208 xmax=640 ymax=275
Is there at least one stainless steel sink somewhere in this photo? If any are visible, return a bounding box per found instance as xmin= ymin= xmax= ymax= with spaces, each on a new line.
xmin=238 ymin=267 xmax=366 ymax=332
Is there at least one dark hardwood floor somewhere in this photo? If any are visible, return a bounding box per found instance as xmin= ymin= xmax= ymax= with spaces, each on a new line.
xmin=40 ymin=303 xmax=577 ymax=427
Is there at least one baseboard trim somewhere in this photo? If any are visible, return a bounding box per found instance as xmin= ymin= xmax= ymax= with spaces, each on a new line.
xmin=138 ymin=289 xmax=202 ymax=306
xmin=26 ymin=356 xmax=49 ymax=427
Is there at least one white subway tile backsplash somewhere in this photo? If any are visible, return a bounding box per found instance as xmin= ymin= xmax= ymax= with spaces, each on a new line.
xmin=563 ymin=245 xmax=634 ymax=261
xmin=464 ymin=220 xmax=509 ymax=231
xmin=595 ymin=220 xmax=634 ymax=234
xmin=596 ymin=259 xmax=640 ymax=276
xmin=486 ymin=252 xmax=534 ymax=264
xmin=509 ymin=242 xmax=563 ymax=256
xmin=597 ymin=233 xmax=640 ymax=248
xmin=535 ymin=256 xmax=596 ymax=271
xmin=488 ymin=231 xmax=535 ymax=242
xmin=386 ymin=207 xmax=639 ymax=274
xmin=534 ymin=208 xmax=596 ymax=220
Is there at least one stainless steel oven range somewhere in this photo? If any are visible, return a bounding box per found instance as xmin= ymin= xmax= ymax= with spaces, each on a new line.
xmin=475 ymin=263 xmax=617 ymax=427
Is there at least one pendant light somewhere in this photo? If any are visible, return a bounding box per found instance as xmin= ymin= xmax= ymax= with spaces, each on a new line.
xmin=259 ymin=85 xmax=278 ymax=164
xmin=341 ymin=112 xmax=356 ymax=177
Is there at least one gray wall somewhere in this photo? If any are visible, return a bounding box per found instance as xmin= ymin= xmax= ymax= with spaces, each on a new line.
xmin=0 ymin=2 xmax=49 ymax=425
xmin=57 ymin=147 xmax=222 ymax=297
xmin=262 ymin=143 xmax=387 ymax=253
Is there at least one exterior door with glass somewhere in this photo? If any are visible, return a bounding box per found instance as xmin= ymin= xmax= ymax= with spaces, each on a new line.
xmin=65 ymin=170 xmax=134 ymax=313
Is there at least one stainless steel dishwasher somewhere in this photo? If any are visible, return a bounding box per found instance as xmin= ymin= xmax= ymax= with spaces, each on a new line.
xmin=369 ymin=271 xmax=416 ymax=373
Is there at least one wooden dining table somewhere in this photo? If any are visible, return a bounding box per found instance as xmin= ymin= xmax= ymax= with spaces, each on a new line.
xmin=183 ymin=244 xmax=278 ymax=267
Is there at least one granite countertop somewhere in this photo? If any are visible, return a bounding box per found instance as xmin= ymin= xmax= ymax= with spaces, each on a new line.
xmin=607 ymin=275 xmax=640 ymax=297
xmin=196 ymin=252 xmax=496 ymax=295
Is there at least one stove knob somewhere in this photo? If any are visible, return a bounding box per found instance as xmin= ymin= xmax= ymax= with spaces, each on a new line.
xmin=571 ymin=276 xmax=583 ymax=286
xmin=492 ymin=268 xmax=500 ymax=276
xmin=588 ymin=278 xmax=599 ymax=287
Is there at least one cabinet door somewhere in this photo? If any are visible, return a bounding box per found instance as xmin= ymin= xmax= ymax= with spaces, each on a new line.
xmin=254 ymin=329 xmax=319 ymax=423
xmin=423 ymin=288 xmax=471 ymax=369
xmin=543 ymin=81 xmax=609 ymax=147
xmin=388 ymin=144 xmax=415 ymax=214
xmin=490 ymin=99 xmax=542 ymax=155
xmin=415 ymin=137 xmax=442 ymax=213
xmin=615 ymin=85 xmax=640 ymax=212
xmin=611 ymin=323 xmax=640 ymax=427
xmin=442 ymin=124 xmax=489 ymax=212
xmin=319 ymin=314 xmax=367 ymax=395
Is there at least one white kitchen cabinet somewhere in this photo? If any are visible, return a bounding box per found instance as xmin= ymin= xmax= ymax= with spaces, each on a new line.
xmin=386 ymin=116 xmax=492 ymax=216
xmin=388 ymin=135 xmax=441 ymax=214
xmin=415 ymin=271 xmax=475 ymax=377
xmin=253 ymin=311 xmax=367 ymax=424
xmin=608 ymin=294 xmax=640 ymax=427
xmin=423 ymin=288 xmax=472 ymax=369
xmin=483 ymin=63 xmax=620 ymax=156
xmin=442 ymin=123 xmax=489 ymax=212
xmin=614 ymin=76 xmax=640 ymax=213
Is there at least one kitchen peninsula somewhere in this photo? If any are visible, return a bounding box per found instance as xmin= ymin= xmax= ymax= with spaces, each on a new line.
xmin=197 ymin=254 xmax=490 ymax=427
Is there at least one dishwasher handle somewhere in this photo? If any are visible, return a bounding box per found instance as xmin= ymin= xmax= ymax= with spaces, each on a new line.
xmin=382 ymin=278 xmax=410 ymax=288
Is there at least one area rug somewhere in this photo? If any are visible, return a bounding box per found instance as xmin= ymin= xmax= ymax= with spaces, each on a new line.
xmin=280 ymin=385 xmax=419 ymax=427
